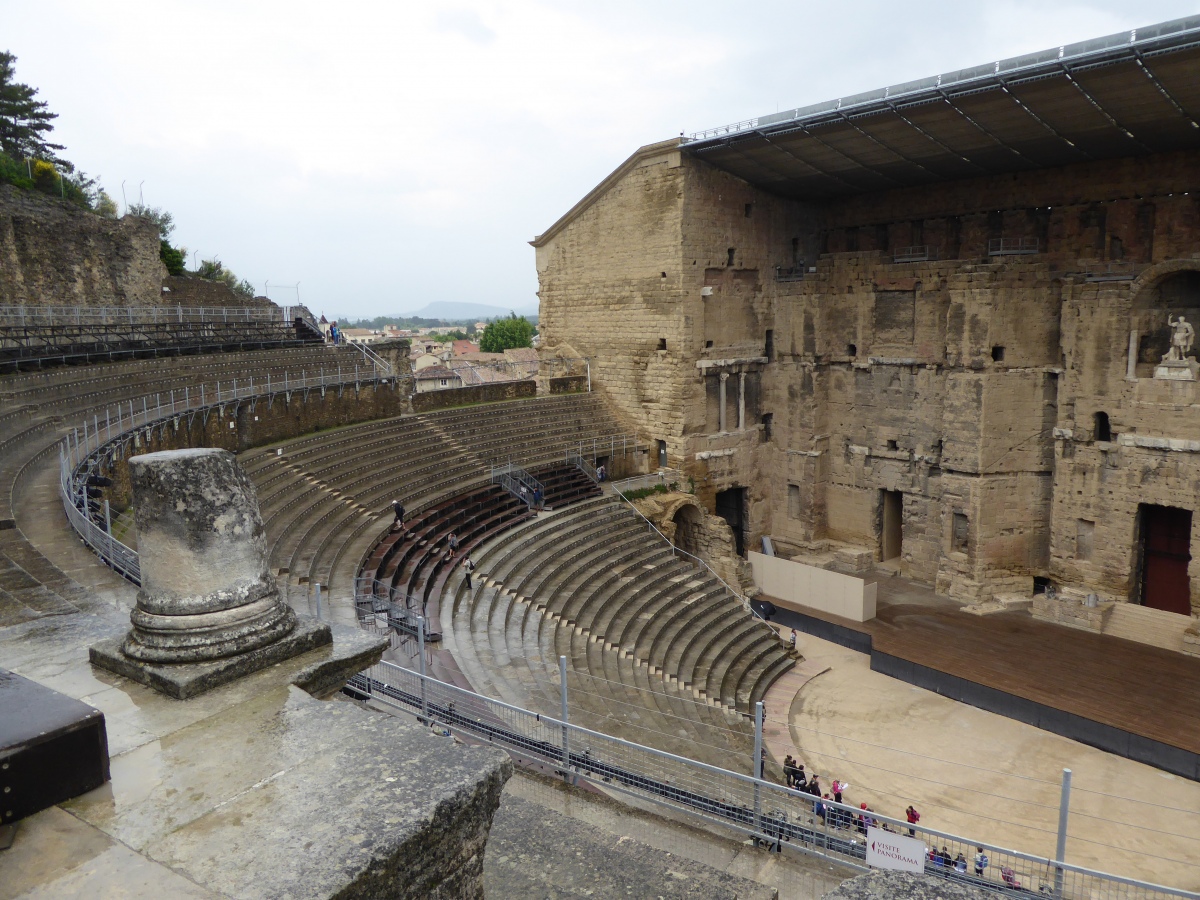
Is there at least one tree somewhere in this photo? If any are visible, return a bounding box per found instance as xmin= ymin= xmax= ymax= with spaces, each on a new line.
xmin=479 ymin=313 xmax=534 ymax=353
xmin=0 ymin=51 xmax=66 ymax=165
xmin=196 ymin=257 xmax=255 ymax=300
xmin=127 ymin=203 xmax=175 ymax=240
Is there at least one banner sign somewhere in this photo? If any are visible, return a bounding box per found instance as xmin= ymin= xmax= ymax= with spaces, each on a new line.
xmin=865 ymin=826 xmax=926 ymax=873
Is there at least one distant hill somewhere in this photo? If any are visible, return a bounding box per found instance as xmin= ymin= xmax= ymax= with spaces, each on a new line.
xmin=407 ymin=301 xmax=538 ymax=321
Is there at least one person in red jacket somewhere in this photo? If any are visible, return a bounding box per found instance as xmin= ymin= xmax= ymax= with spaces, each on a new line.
xmin=906 ymin=805 xmax=920 ymax=836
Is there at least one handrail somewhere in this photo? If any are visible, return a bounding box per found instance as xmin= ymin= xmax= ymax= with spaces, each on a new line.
xmin=610 ymin=476 xmax=758 ymax=616
xmin=58 ymin=363 xmax=403 ymax=584
xmin=0 ymin=304 xmax=308 ymax=326
xmin=565 ymin=450 xmax=597 ymax=482
xmin=490 ymin=462 xmax=543 ymax=508
xmin=344 ymin=338 xmax=393 ymax=374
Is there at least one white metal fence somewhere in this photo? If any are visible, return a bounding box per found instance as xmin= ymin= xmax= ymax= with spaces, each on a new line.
xmin=0 ymin=304 xmax=312 ymax=326
xmin=58 ymin=364 xmax=398 ymax=584
xmin=348 ymin=655 xmax=1199 ymax=900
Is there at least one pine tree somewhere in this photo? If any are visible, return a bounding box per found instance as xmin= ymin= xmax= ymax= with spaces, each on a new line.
xmin=0 ymin=51 xmax=66 ymax=165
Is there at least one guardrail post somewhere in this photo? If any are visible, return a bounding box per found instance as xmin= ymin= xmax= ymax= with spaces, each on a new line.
xmin=418 ymin=616 xmax=428 ymax=722
xmin=103 ymin=499 xmax=113 ymax=560
xmin=1054 ymin=767 xmax=1072 ymax=897
xmin=559 ymin=655 xmax=570 ymax=779
xmin=753 ymin=701 xmax=764 ymax=837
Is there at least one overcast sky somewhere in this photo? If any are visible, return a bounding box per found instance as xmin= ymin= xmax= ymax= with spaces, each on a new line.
xmin=5 ymin=1 xmax=1197 ymax=319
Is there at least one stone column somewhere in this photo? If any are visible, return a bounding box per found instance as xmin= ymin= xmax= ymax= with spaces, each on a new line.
xmin=738 ymin=372 xmax=746 ymax=431
xmin=1127 ymin=329 xmax=1139 ymax=380
xmin=91 ymin=447 xmax=332 ymax=699
xmin=122 ymin=448 xmax=297 ymax=662
xmin=718 ymin=372 xmax=729 ymax=432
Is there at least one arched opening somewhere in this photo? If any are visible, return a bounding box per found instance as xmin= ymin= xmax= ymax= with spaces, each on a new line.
xmin=1132 ymin=269 xmax=1200 ymax=377
xmin=672 ymin=504 xmax=702 ymax=557
xmin=1094 ymin=411 xmax=1112 ymax=443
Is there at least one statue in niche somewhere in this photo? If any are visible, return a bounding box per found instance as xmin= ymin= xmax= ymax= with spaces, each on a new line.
xmin=1164 ymin=315 xmax=1195 ymax=362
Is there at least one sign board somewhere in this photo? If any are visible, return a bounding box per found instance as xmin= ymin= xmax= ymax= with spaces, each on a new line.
xmin=865 ymin=826 xmax=926 ymax=874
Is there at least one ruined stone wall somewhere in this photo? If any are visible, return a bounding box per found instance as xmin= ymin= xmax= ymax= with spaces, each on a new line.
xmin=0 ymin=184 xmax=166 ymax=306
xmin=535 ymin=141 xmax=689 ymax=449
xmin=538 ymin=144 xmax=1200 ymax=608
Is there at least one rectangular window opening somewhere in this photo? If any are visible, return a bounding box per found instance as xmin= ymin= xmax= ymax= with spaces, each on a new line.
xmin=788 ymin=484 xmax=801 ymax=519
xmin=657 ymin=338 xmax=667 ymax=351
xmin=991 ymin=345 xmax=1005 ymax=362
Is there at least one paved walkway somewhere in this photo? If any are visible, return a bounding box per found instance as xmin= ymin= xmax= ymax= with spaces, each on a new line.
xmin=758 ymin=630 xmax=1200 ymax=892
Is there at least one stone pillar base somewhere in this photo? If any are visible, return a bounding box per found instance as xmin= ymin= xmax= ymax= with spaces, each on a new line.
xmin=90 ymin=616 xmax=332 ymax=700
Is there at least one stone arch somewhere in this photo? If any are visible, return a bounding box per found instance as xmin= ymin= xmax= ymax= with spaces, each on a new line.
xmin=1130 ymin=262 xmax=1200 ymax=371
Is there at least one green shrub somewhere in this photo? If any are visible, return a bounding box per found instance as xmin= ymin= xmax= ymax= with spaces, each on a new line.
xmin=619 ymin=483 xmax=672 ymax=501
xmin=160 ymin=240 xmax=186 ymax=276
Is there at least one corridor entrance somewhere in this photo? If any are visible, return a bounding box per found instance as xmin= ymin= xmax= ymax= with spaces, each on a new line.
xmin=1137 ymin=504 xmax=1193 ymax=615
xmin=715 ymin=487 xmax=747 ymax=557
xmin=881 ymin=490 xmax=903 ymax=561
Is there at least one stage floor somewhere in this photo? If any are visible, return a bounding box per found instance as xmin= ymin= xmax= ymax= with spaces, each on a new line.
xmin=766 ymin=574 xmax=1200 ymax=778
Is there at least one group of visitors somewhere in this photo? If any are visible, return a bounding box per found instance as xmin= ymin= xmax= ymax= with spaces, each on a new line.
xmin=783 ymin=754 xmax=903 ymax=838
xmin=389 ymin=499 xmax=475 ymax=589
xmin=328 ymin=322 xmax=341 ymax=344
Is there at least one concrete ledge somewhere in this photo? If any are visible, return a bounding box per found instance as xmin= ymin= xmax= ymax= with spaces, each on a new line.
xmin=823 ymin=871 xmax=992 ymax=900
xmin=90 ymin=616 xmax=332 ymax=700
xmin=291 ymin=624 xmax=389 ymax=698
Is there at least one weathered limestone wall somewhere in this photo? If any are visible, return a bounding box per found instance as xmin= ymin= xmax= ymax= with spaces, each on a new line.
xmin=537 ymin=142 xmax=1200 ymax=610
xmin=536 ymin=140 xmax=690 ymax=450
xmin=410 ymin=379 xmax=536 ymax=413
xmin=0 ymin=184 xmax=166 ymax=306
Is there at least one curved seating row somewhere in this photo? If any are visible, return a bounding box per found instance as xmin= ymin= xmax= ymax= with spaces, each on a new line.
xmin=236 ymin=394 xmax=628 ymax=614
xmin=0 ymin=342 xmax=386 ymax=629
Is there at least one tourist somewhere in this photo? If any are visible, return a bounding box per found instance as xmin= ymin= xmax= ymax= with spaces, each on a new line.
xmin=974 ymin=847 xmax=989 ymax=877
xmin=906 ymin=804 xmax=920 ymax=836
xmin=815 ymin=794 xmax=827 ymax=823
xmin=807 ymin=774 xmax=821 ymax=796
xmin=391 ymin=500 xmax=405 ymax=532
xmin=596 ymin=463 xmax=606 ymax=482
xmin=831 ymin=779 xmax=844 ymax=804
xmin=463 ymin=555 xmax=475 ymax=590
xmin=955 ymin=853 xmax=968 ymax=876
xmin=448 ymin=532 xmax=459 ymax=554
xmin=789 ymin=629 xmax=797 ymax=652
xmin=783 ymin=754 xmax=797 ymax=788
xmin=534 ymin=486 xmax=543 ymax=510
xmin=1000 ymin=866 xmax=1021 ymax=889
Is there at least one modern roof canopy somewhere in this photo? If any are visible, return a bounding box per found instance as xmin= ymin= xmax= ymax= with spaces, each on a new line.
xmin=682 ymin=16 xmax=1200 ymax=202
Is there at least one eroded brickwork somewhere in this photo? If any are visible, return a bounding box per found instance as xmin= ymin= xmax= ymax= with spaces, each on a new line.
xmin=536 ymin=141 xmax=1200 ymax=614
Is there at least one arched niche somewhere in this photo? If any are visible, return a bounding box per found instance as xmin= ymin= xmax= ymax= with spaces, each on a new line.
xmin=1130 ymin=264 xmax=1200 ymax=377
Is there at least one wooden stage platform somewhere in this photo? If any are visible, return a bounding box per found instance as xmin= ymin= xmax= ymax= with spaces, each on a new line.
xmin=768 ymin=582 xmax=1200 ymax=781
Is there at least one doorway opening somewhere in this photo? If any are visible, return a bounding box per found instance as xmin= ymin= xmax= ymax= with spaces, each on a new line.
xmin=715 ymin=487 xmax=747 ymax=557
xmin=657 ymin=440 xmax=668 ymax=469
xmin=672 ymin=504 xmax=702 ymax=556
xmin=881 ymin=490 xmax=903 ymax=561
xmin=1137 ymin=504 xmax=1193 ymax=615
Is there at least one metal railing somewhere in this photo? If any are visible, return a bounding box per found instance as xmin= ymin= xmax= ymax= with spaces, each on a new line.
xmin=345 ymin=339 xmax=393 ymax=374
xmin=58 ymin=364 xmax=400 ymax=584
xmin=774 ymin=265 xmax=808 ymax=282
xmin=987 ymin=237 xmax=1040 ymax=256
xmin=490 ymin=462 xmax=543 ymax=508
xmin=893 ymin=245 xmax=939 ymax=263
xmin=565 ymin=450 xmax=597 ymax=482
xmin=1078 ymin=260 xmax=1141 ymax=282
xmin=568 ymin=433 xmax=644 ymax=463
xmin=347 ymin=657 xmax=1198 ymax=900
xmin=0 ymin=304 xmax=310 ymax=326
xmin=609 ymin=469 xmax=683 ymax=495
xmin=608 ymin=474 xmax=755 ymax=614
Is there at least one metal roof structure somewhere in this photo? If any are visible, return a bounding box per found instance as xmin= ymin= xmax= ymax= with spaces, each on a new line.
xmin=682 ymin=16 xmax=1200 ymax=202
